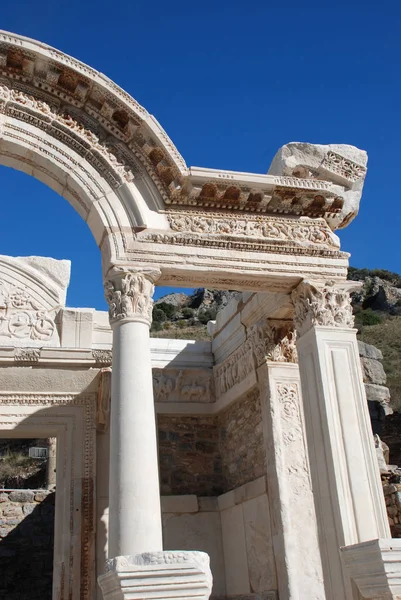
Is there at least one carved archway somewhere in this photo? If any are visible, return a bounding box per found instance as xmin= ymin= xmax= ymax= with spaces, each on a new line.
xmin=0 ymin=30 xmax=366 ymax=290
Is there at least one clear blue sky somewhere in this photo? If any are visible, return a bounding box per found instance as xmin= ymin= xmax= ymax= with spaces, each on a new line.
xmin=1 ymin=0 xmax=400 ymax=309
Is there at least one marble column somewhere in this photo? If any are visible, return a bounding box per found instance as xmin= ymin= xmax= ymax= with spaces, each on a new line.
xmin=292 ymin=280 xmax=390 ymax=600
xmin=99 ymin=267 xmax=213 ymax=600
xmin=104 ymin=267 xmax=163 ymax=558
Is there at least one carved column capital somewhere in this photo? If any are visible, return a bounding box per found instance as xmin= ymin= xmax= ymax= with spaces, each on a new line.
xmin=104 ymin=267 xmax=161 ymax=327
xmin=247 ymin=319 xmax=298 ymax=367
xmin=291 ymin=279 xmax=361 ymax=337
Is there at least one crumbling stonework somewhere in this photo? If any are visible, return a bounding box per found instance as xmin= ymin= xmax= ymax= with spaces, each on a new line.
xmin=382 ymin=481 xmax=401 ymax=537
xmin=0 ymin=489 xmax=54 ymax=599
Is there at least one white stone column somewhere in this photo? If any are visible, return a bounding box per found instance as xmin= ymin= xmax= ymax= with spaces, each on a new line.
xmin=250 ymin=320 xmax=325 ymax=600
xmin=99 ymin=268 xmax=213 ymax=600
xmin=292 ymin=280 xmax=390 ymax=600
xmin=104 ymin=267 xmax=163 ymax=558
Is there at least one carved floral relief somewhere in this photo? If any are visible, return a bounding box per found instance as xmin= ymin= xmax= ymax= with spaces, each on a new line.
xmin=0 ymin=279 xmax=56 ymax=342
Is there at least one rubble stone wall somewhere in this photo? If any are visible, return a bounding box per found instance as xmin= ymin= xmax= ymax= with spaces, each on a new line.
xmin=158 ymin=387 xmax=266 ymax=496
xmin=0 ymin=489 xmax=54 ymax=599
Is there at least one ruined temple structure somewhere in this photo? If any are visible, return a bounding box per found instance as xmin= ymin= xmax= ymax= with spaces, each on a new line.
xmin=0 ymin=30 xmax=399 ymax=600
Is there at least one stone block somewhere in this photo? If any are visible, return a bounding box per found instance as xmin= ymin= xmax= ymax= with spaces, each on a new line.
xmin=23 ymin=503 xmax=38 ymax=516
xmin=34 ymin=491 xmax=49 ymax=502
xmin=364 ymin=384 xmax=391 ymax=405
xmin=358 ymin=341 xmax=383 ymax=361
xmin=9 ymin=490 xmax=34 ymax=503
xmin=2 ymin=504 xmax=23 ymax=518
xmin=198 ymin=497 xmax=218 ymax=512
xmin=0 ymin=493 xmax=8 ymax=503
xmin=360 ymin=357 xmax=386 ymax=385
xmin=220 ymin=504 xmax=250 ymax=595
xmin=98 ymin=551 xmax=213 ymax=600
xmin=243 ymin=495 xmax=276 ymax=593
xmin=161 ymin=495 xmax=198 ymax=514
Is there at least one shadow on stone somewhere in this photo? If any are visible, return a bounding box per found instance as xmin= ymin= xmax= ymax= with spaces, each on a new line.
xmin=0 ymin=491 xmax=55 ymax=599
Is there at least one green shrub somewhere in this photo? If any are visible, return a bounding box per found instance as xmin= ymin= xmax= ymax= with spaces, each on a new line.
xmin=357 ymin=309 xmax=384 ymax=326
xmin=182 ymin=307 xmax=194 ymax=319
xmin=151 ymin=321 xmax=163 ymax=332
xmin=198 ymin=308 xmax=217 ymax=324
xmin=156 ymin=302 xmax=177 ymax=318
xmin=152 ymin=307 xmax=166 ymax=323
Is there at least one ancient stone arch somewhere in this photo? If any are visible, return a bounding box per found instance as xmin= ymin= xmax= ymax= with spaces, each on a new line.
xmin=0 ymin=30 xmax=366 ymax=289
xmin=0 ymin=30 xmax=398 ymax=600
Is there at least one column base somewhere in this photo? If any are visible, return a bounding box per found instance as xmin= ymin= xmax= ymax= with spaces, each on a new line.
xmin=341 ymin=539 xmax=401 ymax=599
xmin=98 ymin=551 xmax=213 ymax=600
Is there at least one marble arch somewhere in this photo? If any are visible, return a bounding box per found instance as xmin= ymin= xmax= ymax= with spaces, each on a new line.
xmin=0 ymin=29 xmax=399 ymax=600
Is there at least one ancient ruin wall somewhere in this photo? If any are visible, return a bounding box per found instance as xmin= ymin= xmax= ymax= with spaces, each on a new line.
xmin=0 ymin=490 xmax=54 ymax=599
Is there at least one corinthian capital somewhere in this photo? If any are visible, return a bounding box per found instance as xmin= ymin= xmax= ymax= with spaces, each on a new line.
xmin=104 ymin=268 xmax=161 ymax=326
xmin=291 ymin=280 xmax=361 ymax=337
xmin=247 ymin=320 xmax=298 ymax=367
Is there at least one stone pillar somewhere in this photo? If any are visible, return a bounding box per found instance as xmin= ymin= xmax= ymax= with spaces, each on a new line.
xmin=292 ymin=280 xmax=390 ymax=600
xmin=46 ymin=437 xmax=57 ymax=490
xmin=104 ymin=267 xmax=163 ymax=558
xmin=250 ymin=320 xmax=325 ymax=600
xmin=98 ymin=267 xmax=213 ymax=600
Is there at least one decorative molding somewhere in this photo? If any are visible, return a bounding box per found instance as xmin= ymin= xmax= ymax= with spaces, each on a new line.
xmin=0 ymin=390 xmax=96 ymax=599
xmin=104 ymin=268 xmax=160 ymax=326
xmin=166 ymin=210 xmax=339 ymax=248
xmin=247 ymin=320 xmax=298 ymax=367
xmin=97 ymin=368 xmax=111 ymax=432
xmin=14 ymin=347 xmax=41 ymax=362
xmin=291 ymin=280 xmax=358 ymax=336
xmin=321 ymin=150 xmax=366 ymax=184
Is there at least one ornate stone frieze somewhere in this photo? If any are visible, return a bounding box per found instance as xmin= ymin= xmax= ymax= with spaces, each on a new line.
xmin=92 ymin=349 xmax=112 ymax=365
xmin=291 ymin=280 xmax=358 ymax=336
xmin=213 ymin=340 xmax=255 ymax=398
xmin=0 ymin=279 xmax=56 ymax=342
xmin=321 ymin=150 xmax=366 ymax=184
xmin=247 ymin=320 xmax=298 ymax=367
xmin=104 ymin=268 xmax=160 ymax=326
xmin=0 ymin=83 xmax=135 ymax=187
xmin=153 ymin=368 xmax=213 ymax=403
xmin=165 ymin=210 xmax=340 ymax=248
xmin=14 ymin=348 xmax=41 ymax=362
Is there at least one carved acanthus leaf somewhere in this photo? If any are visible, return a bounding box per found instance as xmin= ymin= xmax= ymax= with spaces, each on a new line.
xmin=247 ymin=320 xmax=298 ymax=367
xmin=292 ymin=280 xmax=358 ymax=336
xmin=104 ymin=269 xmax=160 ymax=326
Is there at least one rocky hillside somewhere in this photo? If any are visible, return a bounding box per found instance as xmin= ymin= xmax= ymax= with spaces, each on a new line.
xmin=150 ymin=288 xmax=239 ymax=340
xmin=349 ymin=268 xmax=401 ymax=410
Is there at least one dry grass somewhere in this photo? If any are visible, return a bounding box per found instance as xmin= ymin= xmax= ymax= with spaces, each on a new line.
xmin=0 ymin=451 xmax=44 ymax=488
